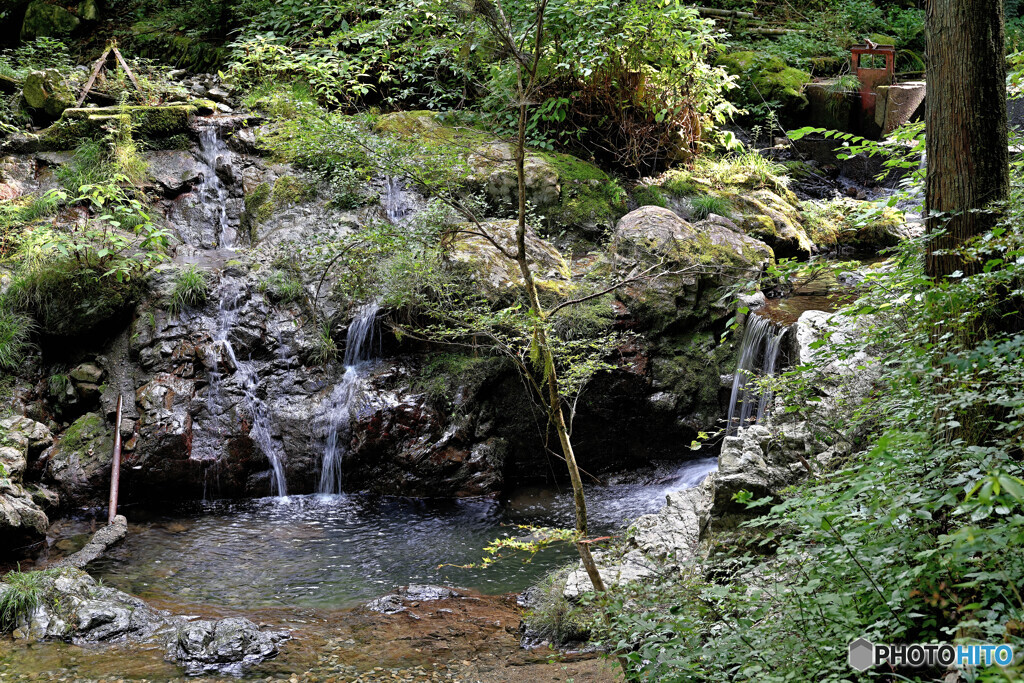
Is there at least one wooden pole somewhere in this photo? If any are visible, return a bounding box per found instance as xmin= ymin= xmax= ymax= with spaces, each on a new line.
xmin=77 ymin=47 xmax=112 ymax=107
xmin=107 ymin=394 xmax=123 ymax=524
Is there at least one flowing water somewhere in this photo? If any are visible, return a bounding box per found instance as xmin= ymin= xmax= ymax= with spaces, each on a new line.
xmin=87 ymin=457 xmax=717 ymax=610
xmin=725 ymin=313 xmax=788 ymax=436
xmin=194 ymin=126 xmax=288 ymax=497
xmin=318 ymin=303 xmax=381 ymax=494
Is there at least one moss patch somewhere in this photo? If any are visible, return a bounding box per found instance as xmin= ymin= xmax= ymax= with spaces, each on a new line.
xmin=716 ymin=51 xmax=812 ymax=122
xmin=38 ymin=105 xmax=201 ymax=151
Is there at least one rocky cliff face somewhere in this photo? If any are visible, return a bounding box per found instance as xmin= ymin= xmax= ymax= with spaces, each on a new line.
xmin=0 ymin=107 xmax=800 ymax=516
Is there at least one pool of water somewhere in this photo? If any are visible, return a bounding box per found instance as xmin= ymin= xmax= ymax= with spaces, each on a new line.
xmin=88 ymin=457 xmax=717 ymax=609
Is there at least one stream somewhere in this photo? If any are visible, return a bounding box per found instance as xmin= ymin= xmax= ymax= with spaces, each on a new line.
xmin=59 ymin=457 xmax=718 ymax=610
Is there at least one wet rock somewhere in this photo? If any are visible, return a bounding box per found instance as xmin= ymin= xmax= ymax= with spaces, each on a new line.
xmin=46 ymin=412 xmax=114 ymax=507
xmin=9 ymin=567 xmax=164 ymax=642
xmin=70 ymin=362 xmax=104 ymax=384
xmin=145 ymin=150 xmax=203 ymax=196
xmin=367 ymin=585 xmax=460 ymax=614
xmin=171 ymin=617 xmax=284 ymax=674
xmin=0 ymin=416 xmax=53 ymax=550
xmin=3 ymin=567 xmax=287 ymax=673
xmin=0 ymin=482 xmax=49 ymax=547
xmin=51 ymin=515 xmax=127 ymax=569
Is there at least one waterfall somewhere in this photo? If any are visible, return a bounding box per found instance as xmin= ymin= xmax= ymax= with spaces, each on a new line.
xmin=318 ymin=303 xmax=381 ymax=494
xmin=197 ymin=125 xmax=288 ymax=497
xmin=197 ymin=126 xmax=236 ymax=249
xmin=382 ymin=177 xmax=413 ymax=223
xmin=725 ymin=314 xmax=788 ymax=436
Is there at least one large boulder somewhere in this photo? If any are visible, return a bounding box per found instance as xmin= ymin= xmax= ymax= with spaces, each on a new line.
xmin=447 ymin=219 xmax=569 ymax=299
xmin=46 ymin=412 xmax=113 ymax=507
xmin=21 ymin=1 xmax=80 ymax=40
xmin=0 ymin=416 xmax=54 ymax=549
xmin=374 ymin=110 xmax=627 ymax=234
xmin=2 ymin=567 xmax=285 ymax=673
xmin=171 ymin=617 xmax=284 ymax=675
xmin=22 ymin=69 xmax=76 ymax=118
xmin=716 ymin=52 xmax=811 ymax=125
xmin=613 ymin=205 xmax=773 ymax=271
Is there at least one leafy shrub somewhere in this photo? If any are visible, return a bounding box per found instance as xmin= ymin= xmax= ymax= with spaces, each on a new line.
xmin=168 ymin=266 xmax=210 ymax=316
xmin=631 ymin=184 xmax=667 ymax=208
xmin=312 ymin=322 xmax=339 ymax=365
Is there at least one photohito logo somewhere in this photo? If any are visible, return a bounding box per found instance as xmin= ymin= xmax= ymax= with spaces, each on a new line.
xmin=848 ymin=638 xmax=1015 ymax=671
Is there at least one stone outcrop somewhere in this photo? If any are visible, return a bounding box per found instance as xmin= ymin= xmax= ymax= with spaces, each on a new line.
xmin=551 ymin=305 xmax=880 ymax=605
xmin=0 ymin=416 xmax=55 ymax=548
xmin=1 ymin=567 xmax=285 ymax=674
xmin=171 ymin=617 xmax=285 ymax=675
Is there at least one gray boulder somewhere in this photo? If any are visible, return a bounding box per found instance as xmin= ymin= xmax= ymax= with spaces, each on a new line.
xmin=171 ymin=617 xmax=285 ymax=675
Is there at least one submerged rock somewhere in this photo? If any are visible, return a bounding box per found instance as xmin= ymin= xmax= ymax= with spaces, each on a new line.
xmin=366 ymin=584 xmax=460 ymax=615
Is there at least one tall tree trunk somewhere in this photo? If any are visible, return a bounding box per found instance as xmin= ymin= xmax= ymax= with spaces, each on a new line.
xmin=925 ymin=0 xmax=1010 ymax=279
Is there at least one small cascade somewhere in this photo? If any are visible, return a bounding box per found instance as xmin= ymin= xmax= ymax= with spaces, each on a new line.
xmin=196 ymin=125 xmax=288 ymax=496
xmin=318 ymin=303 xmax=381 ymax=494
xmin=725 ymin=313 xmax=789 ymax=436
xmin=196 ymin=126 xmax=237 ymax=249
xmin=382 ymin=176 xmax=413 ymax=223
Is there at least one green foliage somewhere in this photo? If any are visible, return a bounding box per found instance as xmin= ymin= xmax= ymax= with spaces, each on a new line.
xmin=259 ymin=269 xmax=305 ymax=304
xmin=0 ymin=570 xmax=47 ymax=633
xmin=0 ymin=190 xmax=65 ymax=256
xmin=630 ymin=184 xmax=667 ymax=209
xmin=690 ymin=194 xmax=732 ymax=221
xmin=312 ymin=322 xmax=339 ymax=365
xmin=0 ymin=38 xmax=72 ymax=79
xmin=480 ymin=0 xmax=736 ymax=173
xmin=168 ymin=266 xmax=210 ymax=316
xmin=0 ymin=304 xmax=33 ymax=370
xmin=593 ymin=171 xmax=1024 ymax=680
xmin=57 ymin=140 xmax=111 ymax=192
xmin=227 ymin=0 xmax=471 ymax=111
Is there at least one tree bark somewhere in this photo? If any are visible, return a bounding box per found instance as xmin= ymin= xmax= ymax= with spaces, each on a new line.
xmin=925 ymin=0 xmax=1010 ymax=279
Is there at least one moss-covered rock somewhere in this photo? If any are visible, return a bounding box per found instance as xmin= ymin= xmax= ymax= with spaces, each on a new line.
xmin=800 ymin=198 xmax=918 ymax=251
xmin=375 ymin=110 xmax=627 ymax=237
xmin=46 ymin=412 xmax=113 ymax=506
xmin=716 ymin=51 xmax=811 ymax=124
xmin=448 ymin=219 xmax=569 ymax=299
xmin=22 ymin=69 xmax=75 ymax=118
xmin=21 ymin=1 xmax=80 ymax=40
xmin=726 ymin=188 xmax=814 ymax=258
xmin=37 ymin=104 xmax=205 ymax=150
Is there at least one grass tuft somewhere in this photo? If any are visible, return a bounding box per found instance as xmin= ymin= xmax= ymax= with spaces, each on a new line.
xmin=690 ymin=195 xmax=733 ymax=221
xmin=168 ymin=266 xmax=210 ymax=316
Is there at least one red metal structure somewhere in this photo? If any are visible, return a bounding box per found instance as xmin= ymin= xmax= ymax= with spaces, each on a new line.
xmin=851 ymin=44 xmax=896 ymax=120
